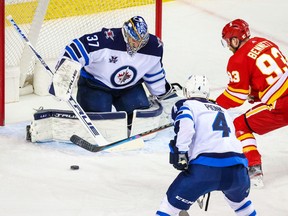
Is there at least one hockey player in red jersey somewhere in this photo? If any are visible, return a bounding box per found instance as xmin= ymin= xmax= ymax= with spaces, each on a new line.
xmin=216 ymin=19 xmax=288 ymax=188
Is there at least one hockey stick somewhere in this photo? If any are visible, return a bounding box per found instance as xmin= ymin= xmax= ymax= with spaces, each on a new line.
xmin=196 ymin=193 xmax=210 ymax=211
xmin=7 ymin=15 xmax=108 ymax=145
xmin=70 ymin=122 xmax=173 ymax=152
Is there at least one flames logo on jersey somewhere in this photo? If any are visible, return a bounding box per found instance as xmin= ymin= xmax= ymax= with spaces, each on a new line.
xmin=111 ymin=66 xmax=137 ymax=87
xmin=105 ymin=29 xmax=115 ymax=40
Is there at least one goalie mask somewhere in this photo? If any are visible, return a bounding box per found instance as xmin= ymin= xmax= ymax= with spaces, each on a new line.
xmin=122 ymin=16 xmax=150 ymax=55
xmin=183 ymin=75 xmax=210 ymax=99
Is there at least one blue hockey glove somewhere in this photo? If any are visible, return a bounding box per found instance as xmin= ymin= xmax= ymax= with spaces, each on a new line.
xmin=169 ymin=140 xmax=189 ymax=170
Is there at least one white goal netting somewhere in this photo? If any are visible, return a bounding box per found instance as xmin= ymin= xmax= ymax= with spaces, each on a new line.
xmin=5 ymin=0 xmax=160 ymax=92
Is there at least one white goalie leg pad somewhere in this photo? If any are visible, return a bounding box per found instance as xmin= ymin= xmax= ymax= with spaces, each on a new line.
xmin=52 ymin=58 xmax=81 ymax=101
xmin=29 ymin=109 xmax=128 ymax=144
xmin=30 ymin=117 xmax=53 ymax=142
xmin=130 ymin=99 xmax=163 ymax=140
xmin=159 ymin=94 xmax=184 ymax=126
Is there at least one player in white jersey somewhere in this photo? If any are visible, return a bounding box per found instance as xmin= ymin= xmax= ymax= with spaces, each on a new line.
xmin=156 ymin=75 xmax=256 ymax=216
xmin=53 ymin=16 xmax=174 ymax=125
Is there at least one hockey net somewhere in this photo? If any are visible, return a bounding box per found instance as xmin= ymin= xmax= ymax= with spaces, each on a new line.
xmin=1 ymin=0 xmax=164 ymax=125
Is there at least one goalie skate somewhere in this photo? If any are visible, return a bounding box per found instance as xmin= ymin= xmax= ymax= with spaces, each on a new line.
xmin=249 ymin=165 xmax=264 ymax=189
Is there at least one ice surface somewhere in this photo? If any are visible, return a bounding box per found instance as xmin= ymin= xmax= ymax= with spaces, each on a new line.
xmin=1 ymin=0 xmax=288 ymax=215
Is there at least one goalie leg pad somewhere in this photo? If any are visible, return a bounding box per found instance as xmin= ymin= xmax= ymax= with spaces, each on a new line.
xmin=130 ymin=99 xmax=163 ymax=140
xmin=29 ymin=109 xmax=128 ymax=143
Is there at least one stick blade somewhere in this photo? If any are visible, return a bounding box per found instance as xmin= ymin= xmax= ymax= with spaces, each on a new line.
xmin=106 ymin=137 xmax=144 ymax=152
xmin=70 ymin=134 xmax=101 ymax=152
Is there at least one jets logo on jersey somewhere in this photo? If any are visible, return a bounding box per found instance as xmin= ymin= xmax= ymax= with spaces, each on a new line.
xmin=118 ymin=71 xmax=131 ymax=83
xmin=109 ymin=56 xmax=118 ymax=63
xmin=105 ymin=29 xmax=114 ymax=40
xmin=111 ymin=66 xmax=137 ymax=87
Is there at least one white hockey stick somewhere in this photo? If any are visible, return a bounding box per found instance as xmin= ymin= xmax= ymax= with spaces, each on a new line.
xmin=7 ymin=15 xmax=108 ymax=145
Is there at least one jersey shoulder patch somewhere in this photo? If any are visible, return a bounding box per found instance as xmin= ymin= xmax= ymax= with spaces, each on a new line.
xmin=139 ymin=34 xmax=163 ymax=57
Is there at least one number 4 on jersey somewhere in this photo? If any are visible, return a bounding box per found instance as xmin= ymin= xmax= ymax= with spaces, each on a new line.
xmin=212 ymin=112 xmax=231 ymax=137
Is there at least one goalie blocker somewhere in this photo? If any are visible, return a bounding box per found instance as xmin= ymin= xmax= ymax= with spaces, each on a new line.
xmin=49 ymin=58 xmax=81 ymax=101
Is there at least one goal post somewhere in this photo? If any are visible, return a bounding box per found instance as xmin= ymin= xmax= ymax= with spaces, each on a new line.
xmin=155 ymin=0 xmax=163 ymax=39
xmin=1 ymin=0 xmax=165 ymax=126
xmin=0 ymin=0 xmax=4 ymax=126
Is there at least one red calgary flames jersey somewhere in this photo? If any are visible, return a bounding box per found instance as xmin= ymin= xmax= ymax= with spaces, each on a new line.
xmin=217 ymin=37 xmax=288 ymax=109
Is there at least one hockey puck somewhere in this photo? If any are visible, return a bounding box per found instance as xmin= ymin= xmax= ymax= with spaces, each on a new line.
xmin=70 ymin=165 xmax=79 ymax=170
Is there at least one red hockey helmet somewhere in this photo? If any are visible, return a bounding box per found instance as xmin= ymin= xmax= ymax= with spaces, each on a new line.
xmin=222 ymin=19 xmax=250 ymax=47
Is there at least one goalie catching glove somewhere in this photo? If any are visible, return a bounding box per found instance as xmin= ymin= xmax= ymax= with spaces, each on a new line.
xmin=49 ymin=58 xmax=82 ymax=101
xmin=169 ymin=140 xmax=189 ymax=170
xmin=156 ymin=82 xmax=178 ymax=101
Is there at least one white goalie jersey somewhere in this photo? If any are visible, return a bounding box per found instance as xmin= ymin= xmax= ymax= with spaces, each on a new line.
xmin=57 ymin=27 xmax=167 ymax=96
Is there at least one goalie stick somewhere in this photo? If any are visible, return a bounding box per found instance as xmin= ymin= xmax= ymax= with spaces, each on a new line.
xmin=7 ymin=15 xmax=108 ymax=145
xmin=70 ymin=122 xmax=173 ymax=152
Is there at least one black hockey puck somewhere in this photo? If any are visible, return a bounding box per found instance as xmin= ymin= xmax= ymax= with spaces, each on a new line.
xmin=70 ymin=165 xmax=79 ymax=170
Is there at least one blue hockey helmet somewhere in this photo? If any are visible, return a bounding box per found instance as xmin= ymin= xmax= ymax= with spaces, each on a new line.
xmin=122 ymin=16 xmax=150 ymax=55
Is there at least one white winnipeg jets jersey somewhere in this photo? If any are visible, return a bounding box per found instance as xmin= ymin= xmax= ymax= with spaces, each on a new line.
xmin=57 ymin=28 xmax=167 ymax=96
xmin=172 ymin=98 xmax=247 ymax=167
